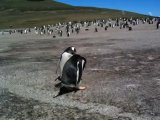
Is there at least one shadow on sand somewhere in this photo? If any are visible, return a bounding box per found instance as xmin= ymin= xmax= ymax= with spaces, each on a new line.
xmin=53 ymin=83 xmax=79 ymax=98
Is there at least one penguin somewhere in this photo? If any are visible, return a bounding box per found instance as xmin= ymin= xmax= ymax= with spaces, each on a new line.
xmin=157 ymin=18 xmax=160 ymax=29
xmin=54 ymin=47 xmax=86 ymax=97
xmin=55 ymin=46 xmax=76 ymax=81
xmin=60 ymin=54 xmax=86 ymax=88
xmin=95 ymin=27 xmax=98 ymax=32
xmin=128 ymin=26 xmax=132 ymax=31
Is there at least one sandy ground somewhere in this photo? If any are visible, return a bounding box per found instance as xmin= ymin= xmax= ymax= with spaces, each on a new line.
xmin=0 ymin=23 xmax=160 ymax=120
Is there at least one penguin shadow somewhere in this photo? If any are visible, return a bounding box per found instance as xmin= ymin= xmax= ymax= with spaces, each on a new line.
xmin=53 ymin=82 xmax=80 ymax=98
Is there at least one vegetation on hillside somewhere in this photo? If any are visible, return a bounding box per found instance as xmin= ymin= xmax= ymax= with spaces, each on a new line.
xmin=0 ymin=0 xmax=150 ymax=28
xmin=0 ymin=0 xmax=73 ymax=11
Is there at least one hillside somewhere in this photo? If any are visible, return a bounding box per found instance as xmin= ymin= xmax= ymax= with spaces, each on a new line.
xmin=0 ymin=0 xmax=149 ymax=28
xmin=0 ymin=0 xmax=73 ymax=11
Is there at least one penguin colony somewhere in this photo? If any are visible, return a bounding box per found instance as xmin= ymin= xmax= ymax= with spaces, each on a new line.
xmin=1 ymin=17 xmax=159 ymax=35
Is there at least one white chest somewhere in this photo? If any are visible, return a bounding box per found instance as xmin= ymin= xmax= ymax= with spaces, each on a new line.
xmin=60 ymin=52 xmax=73 ymax=74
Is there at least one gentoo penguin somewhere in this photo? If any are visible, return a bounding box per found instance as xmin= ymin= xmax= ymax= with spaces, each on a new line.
xmin=128 ymin=26 xmax=132 ymax=31
xmin=60 ymin=54 xmax=86 ymax=88
xmin=55 ymin=46 xmax=76 ymax=81
xmin=54 ymin=47 xmax=86 ymax=97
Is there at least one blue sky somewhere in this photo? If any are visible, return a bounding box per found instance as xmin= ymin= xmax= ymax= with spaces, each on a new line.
xmin=56 ymin=0 xmax=160 ymax=16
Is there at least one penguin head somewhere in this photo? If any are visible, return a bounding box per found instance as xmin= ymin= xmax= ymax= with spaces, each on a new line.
xmin=64 ymin=46 xmax=76 ymax=55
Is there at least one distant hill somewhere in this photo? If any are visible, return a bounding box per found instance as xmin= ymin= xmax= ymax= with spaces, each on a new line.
xmin=0 ymin=0 xmax=73 ymax=11
xmin=0 ymin=0 xmax=150 ymax=28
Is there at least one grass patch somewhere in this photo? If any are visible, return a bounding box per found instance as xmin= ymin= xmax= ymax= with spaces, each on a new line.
xmin=0 ymin=0 xmax=151 ymax=28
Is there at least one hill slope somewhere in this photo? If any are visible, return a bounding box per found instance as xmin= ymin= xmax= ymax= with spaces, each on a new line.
xmin=0 ymin=0 xmax=73 ymax=11
xmin=0 ymin=0 xmax=149 ymax=28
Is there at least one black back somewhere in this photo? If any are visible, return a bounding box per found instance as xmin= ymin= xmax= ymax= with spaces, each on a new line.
xmin=61 ymin=54 xmax=86 ymax=86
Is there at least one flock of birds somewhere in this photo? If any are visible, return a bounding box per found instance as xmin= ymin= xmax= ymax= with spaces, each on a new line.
xmin=1 ymin=17 xmax=160 ymax=37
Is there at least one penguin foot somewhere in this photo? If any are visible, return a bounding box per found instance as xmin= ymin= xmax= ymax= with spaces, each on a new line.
xmin=55 ymin=76 xmax=61 ymax=81
xmin=78 ymin=86 xmax=86 ymax=90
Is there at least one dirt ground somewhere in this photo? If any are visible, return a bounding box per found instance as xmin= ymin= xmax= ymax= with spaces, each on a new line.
xmin=0 ymin=23 xmax=160 ymax=120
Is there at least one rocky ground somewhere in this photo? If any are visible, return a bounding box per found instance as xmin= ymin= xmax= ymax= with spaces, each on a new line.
xmin=0 ymin=23 xmax=160 ymax=120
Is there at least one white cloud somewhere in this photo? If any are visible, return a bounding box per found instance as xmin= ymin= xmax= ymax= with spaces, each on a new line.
xmin=148 ymin=12 xmax=152 ymax=16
